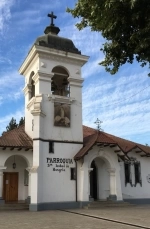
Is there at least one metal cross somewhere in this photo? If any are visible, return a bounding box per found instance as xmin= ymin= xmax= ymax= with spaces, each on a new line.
xmin=94 ymin=118 xmax=103 ymax=131
xmin=48 ymin=12 xmax=57 ymax=26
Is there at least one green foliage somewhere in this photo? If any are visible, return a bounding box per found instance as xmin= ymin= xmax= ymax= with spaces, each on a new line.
xmin=6 ymin=117 xmax=18 ymax=132
xmin=18 ymin=117 xmax=25 ymax=126
xmin=67 ymin=0 xmax=150 ymax=75
xmin=2 ymin=117 xmax=25 ymax=135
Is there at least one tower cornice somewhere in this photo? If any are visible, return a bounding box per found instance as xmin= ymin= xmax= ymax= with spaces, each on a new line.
xmin=19 ymin=44 xmax=89 ymax=76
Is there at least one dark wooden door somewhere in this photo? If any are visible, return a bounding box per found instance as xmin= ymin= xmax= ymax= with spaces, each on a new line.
xmin=3 ymin=172 xmax=18 ymax=202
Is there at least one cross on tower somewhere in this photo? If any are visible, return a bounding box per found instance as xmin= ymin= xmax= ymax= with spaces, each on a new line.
xmin=48 ymin=12 xmax=57 ymax=26
xmin=94 ymin=118 xmax=103 ymax=131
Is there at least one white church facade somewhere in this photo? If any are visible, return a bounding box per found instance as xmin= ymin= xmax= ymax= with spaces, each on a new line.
xmin=0 ymin=13 xmax=150 ymax=211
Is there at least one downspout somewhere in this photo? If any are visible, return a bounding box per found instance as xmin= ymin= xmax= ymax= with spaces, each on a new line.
xmin=75 ymin=161 xmax=77 ymax=202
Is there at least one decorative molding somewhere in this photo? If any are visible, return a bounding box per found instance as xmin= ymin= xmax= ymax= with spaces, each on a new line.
xmin=27 ymin=97 xmax=35 ymax=110
xmin=41 ymin=62 xmax=47 ymax=68
xmin=31 ymin=94 xmax=46 ymax=117
xmin=30 ymin=166 xmax=38 ymax=173
xmin=33 ymin=138 xmax=83 ymax=144
xmin=68 ymin=77 xmax=84 ymax=87
xmin=38 ymin=51 xmax=89 ymax=66
xmin=31 ymin=110 xmax=46 ymax=117
xmin=32 ymin=71 xmax=53 ymax=84
xmin=0 ymin=167 xmax=7 ymax=173
xmin=23 ymin=84 xmax=32 ymax=95
xmin=47 ymin=94 xmax=75 ymax=104
xmin=108 ymin=168 xmax=116 ymax=174
xmin=76 ymin=69 xmax=80 ymax=74
xmin=19 ymin=44 xmax=89 ymax=76
xmin=26 ymin=167 xmax=32 ymax=173
xmin=19 ymin=47 xmax=39 ymax=76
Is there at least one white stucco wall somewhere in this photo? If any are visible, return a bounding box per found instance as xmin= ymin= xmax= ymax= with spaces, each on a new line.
xmin=120 ymin=150 xmax=150 ymax=199
xmin=35 ymin=141 xmax=82 ymax=203
xmin=0 ymin=149 xmax=33 ymax=201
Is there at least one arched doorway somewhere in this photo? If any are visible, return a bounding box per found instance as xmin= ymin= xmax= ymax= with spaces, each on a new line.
xmin=90 ymin=157 xmax=110 ymax=200
xmin=90 ymin=160 xmax=97 ymax=200
xmin=3 ymin=155 xmax=28 ymax=202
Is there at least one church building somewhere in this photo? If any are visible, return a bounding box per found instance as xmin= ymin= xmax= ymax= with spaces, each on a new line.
xmin=0 ymin=13 xmax=150 ymax=211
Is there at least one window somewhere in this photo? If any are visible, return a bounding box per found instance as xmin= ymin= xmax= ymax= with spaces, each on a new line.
xmin=124 ymin=162 xmax=132 ymax=186
xmin=134 ymin=162 xmax=142 ymax=186
xmin=49 ymin=142 xmax=54 ymax=153
xmin=70 ymin=168 xmax=76 ymax=180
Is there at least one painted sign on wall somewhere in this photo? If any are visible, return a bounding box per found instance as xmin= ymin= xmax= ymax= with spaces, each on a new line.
xmin=46 ymin=157 xmax=74 ymax=173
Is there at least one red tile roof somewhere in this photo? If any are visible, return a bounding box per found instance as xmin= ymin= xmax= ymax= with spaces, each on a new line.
xmin=0 ymin=125 xmax=149 ymax=159
xmin=75 ymin=126 xmax=150 ymax=160
xmin=0 ymin=125 xmax=32 ymax=149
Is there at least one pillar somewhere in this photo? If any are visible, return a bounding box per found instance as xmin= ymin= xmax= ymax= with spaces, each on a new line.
xmin=26 ymin=167 xmax=31 ymax=204
xmin=88 ymin=168 xmax=93 ymax=201
xmin=108 ymin=168 xmax=117 ymax=201
xmin=0 ymin=167 xmax=6 ymax=204
xmin=29 ymin=166 xmax=39 ymax=211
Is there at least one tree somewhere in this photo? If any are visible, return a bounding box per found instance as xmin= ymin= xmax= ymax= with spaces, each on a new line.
xmin=1 ymin=117 xmax=25 ymax=135
xmin=67 ymin=0 xmax=150 ymax=75
xmin=6 ymin=117 xmax=18 ymax=132
xmin=18 ymin=117 xmax=25 ymax=126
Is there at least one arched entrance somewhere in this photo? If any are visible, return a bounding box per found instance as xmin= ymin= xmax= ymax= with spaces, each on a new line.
xmin=3 ymin=155 xmax=28 ymax=202
xmin=90 ymin=160 xmax=97 ymax=200
xmin=90 ymin=157 xmax=110 ymax=200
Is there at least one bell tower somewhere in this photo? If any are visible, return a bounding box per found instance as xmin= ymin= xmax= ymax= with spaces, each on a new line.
xmin=19 ymin=12 xmax=89 ymax=142
xmin=19 ymin=12 xmax=89 ymax=211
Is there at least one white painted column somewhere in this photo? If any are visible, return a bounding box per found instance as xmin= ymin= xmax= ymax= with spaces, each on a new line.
xmin=26 ymin=167 xmax=32 ymax=203
xmin=116 ymin=165 xmax=123 ymax=201
xmin=88 ymin=168 xmax=93 ymax=201
xmin=28 ymin=171 xmax=31 ymax=197
xmin=30 ymin=166 xmax=38 ymax=209
xmin=108 ymin=168 xmax=117 ymax=200
xmin=0 ymin=167 xmax=6 ymax=204
xmin=80 ymin=165 xmax=89 ymax=202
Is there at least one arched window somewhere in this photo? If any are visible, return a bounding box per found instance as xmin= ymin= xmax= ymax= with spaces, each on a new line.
xmin=29 ymin=71 xmax=35 ymax=99
xmin=51 ymin=66 xmax=70 ymax=97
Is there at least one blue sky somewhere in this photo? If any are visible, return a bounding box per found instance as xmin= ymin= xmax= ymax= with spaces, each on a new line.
xmin=0 ymin=0 xmax=150 ymax=145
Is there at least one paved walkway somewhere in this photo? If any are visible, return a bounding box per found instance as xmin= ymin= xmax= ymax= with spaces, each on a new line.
xmin=0 ymin=205 xmax=150 ymax=229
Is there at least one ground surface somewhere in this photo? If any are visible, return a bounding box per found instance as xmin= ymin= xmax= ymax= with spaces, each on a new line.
xmin=0 ymin=205 xmax=150 ymax=229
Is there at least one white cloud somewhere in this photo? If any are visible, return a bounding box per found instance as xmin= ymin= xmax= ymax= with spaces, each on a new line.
xmin=0 ymin=57 xmax=12 ymax=64
xmin=82 ymin=68 xmax=150 ymax=144
xmin=0 ymin=0 xmax=15 ymax=33
xmin=11 ymin=1 xmax=62 ymax=29
xmin=0 ymin=71 xmax=24 ymax=106
xmin=0 ymin=71 xmax=23 ymax=89
xmin=61 ymin=24 xmax=105 ymax=56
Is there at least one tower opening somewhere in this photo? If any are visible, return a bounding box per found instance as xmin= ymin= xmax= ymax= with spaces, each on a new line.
xmin=51 ymin=66 xmax=69 ymax=97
